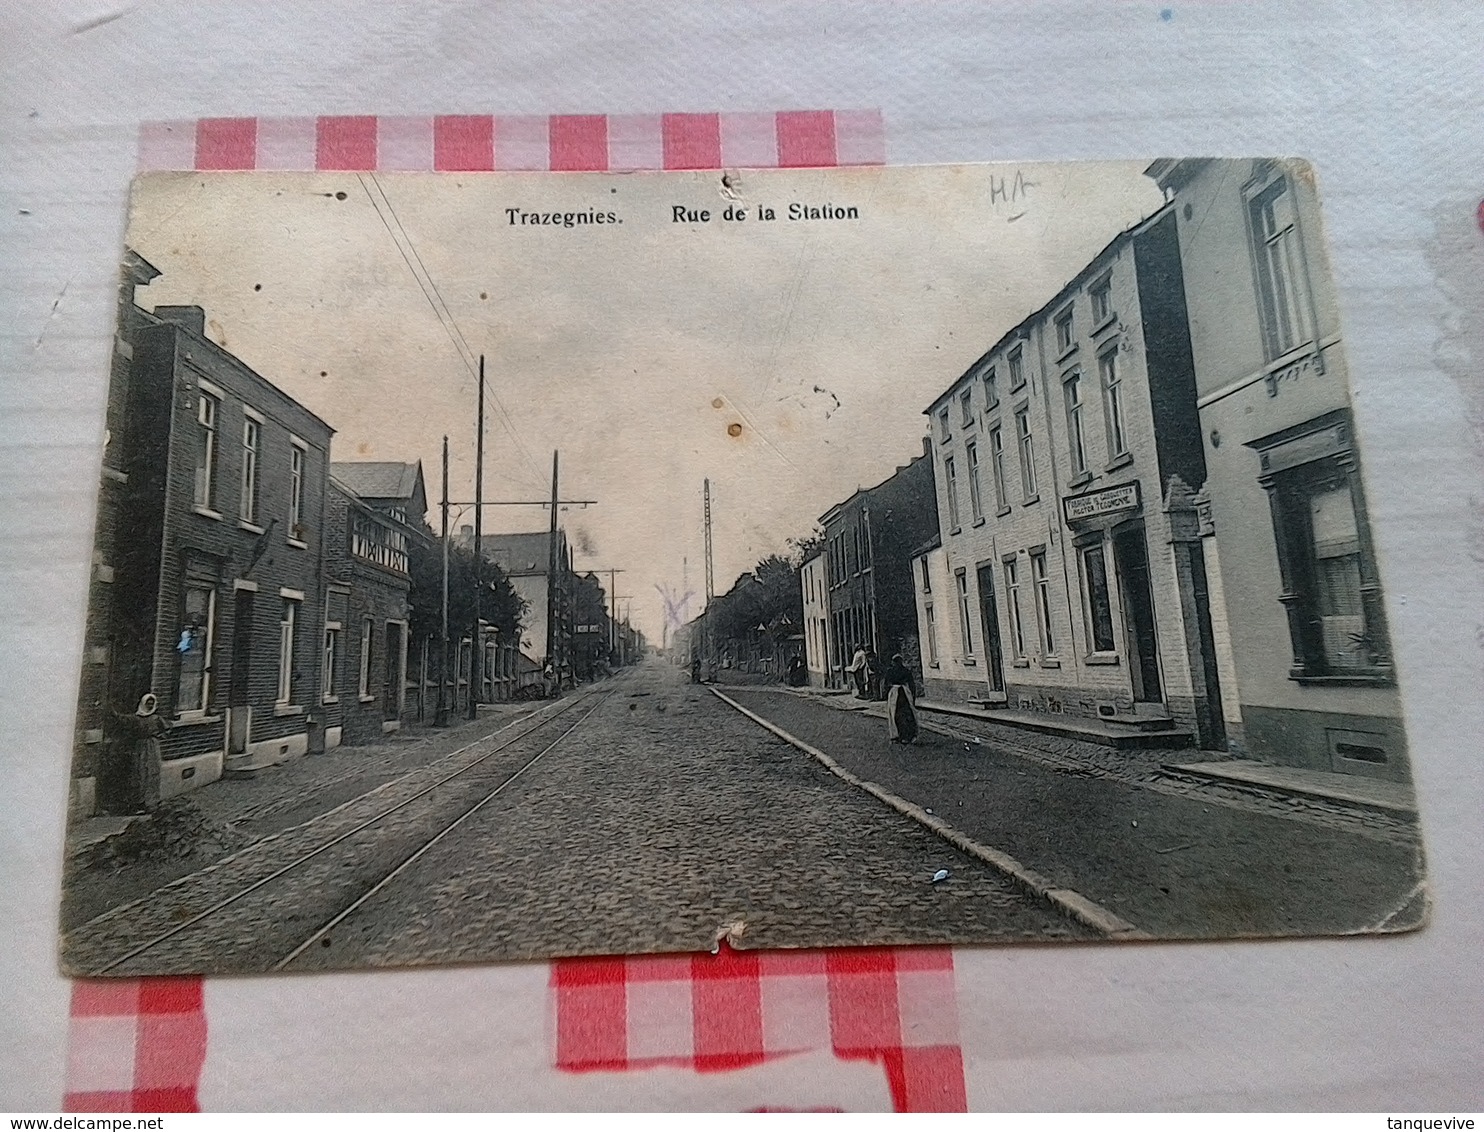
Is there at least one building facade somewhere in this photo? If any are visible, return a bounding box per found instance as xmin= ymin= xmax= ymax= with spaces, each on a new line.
xmin=919 ymin=206 xmax=1226 ymax=748
xmin=71 ymin=252 xmax=163 ymax=817
xmin=1148 ymin=158 xmax=1407 ymax=780
xmin=462 ymin=528 xmax=577 ymax=687
xmin=820 ymin=445 xmax=940 ymax=689
xmin=322 ymin=462 xmax=426 ymax=747
xmin=799 ymin=553 xmax=830 ymax=687
xmin=98 ymin=301 xmax=334 ymax=802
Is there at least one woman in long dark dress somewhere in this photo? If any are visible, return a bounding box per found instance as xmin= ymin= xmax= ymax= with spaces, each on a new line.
xmin=111 ymin=693 xmax=167 ymax=813
xmin=883 ymin=654 xmax=919 ymax=744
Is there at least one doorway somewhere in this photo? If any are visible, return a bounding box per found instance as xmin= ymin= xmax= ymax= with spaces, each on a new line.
xmin=228 ymin=589 xmax=254 ymax=754
xmin=1114 ymin=525 xmax=1163 ymax=704
xmin=975 ymin=563 xmax=1006 ymax=695
xmin=383 ymin=621 xmax=404 ymax=721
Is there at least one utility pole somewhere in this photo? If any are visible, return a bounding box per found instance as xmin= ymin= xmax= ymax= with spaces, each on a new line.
xmin=703 ymin=478 xmax=715 ymax=675
xmin=544 ymin=450 xmax=560 ymax=690
xmin=467 ymin=355 xmax=485 ymax=720
xmin=437 ymin=434 xmax=450 ymax=726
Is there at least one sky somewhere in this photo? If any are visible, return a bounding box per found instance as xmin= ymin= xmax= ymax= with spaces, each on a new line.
xmin=125 ymin=161 xmax=1164 ymax=642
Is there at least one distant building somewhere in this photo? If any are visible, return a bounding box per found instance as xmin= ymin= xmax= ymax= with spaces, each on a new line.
xmin=919 ymin=205 xmax=1226 ymax=748
xmin=322 ymin=461 xmax=427 ymax=746
xmin=819 ymin=444 xmax=940 ymax=688
xmin=1147 ymin=158 xmax=1406 ymax=779
xmin=91 ymin=297 xmax=334 ymax=807
xmin=459 ymin=528 xmax=576 ymax=686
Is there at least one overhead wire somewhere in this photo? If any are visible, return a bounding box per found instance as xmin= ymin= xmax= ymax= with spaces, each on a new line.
xmin=356 ymin=173 xmax=548 ymax=496
xmin=367 ymin=173 xmax=547 ymax=490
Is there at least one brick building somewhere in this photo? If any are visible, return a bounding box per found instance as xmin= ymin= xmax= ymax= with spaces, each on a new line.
xmin=819 ymin=445 xmax=939 ymax=689
xmin=94 ymin=297 xmax=334 ymax=805
xmin=1147 ymin=158 xmax=1407 ymax=780
xmin=321 ymin=462 xmax=426 ymax=747
xmin=918 ymin=205 xmax=1226 ymax=749
xmin=70 ymin=251 xmax=163 ymax=816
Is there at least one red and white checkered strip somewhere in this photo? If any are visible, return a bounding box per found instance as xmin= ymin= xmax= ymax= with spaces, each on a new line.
xmin=64 ymin=978 xmax=206 ymax=1113
xmin=64 ymin=106 xmax=962 ymax=1114
xmin=554 ymin=945 xmax=966 ymax=1112
xmin=138 ymin=111 xmax=885 ymax=173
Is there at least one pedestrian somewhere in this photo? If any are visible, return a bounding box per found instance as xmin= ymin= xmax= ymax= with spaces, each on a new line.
xmin=883 ymin=654 xmax=920 ymax=744
xmin=845 ymin=645 xmax=868 ymax=698
xmin=111 ymin=693 xmax=168 ymax=814
xmin=690 ymin=655 xmax=703 ymax=684
xmin=865 ymin=649 xmax=882 ymax=701
xmin=787 ymin=654 xmax=807 ymax=687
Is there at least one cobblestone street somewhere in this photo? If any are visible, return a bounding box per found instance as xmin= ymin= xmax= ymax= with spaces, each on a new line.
xmin=721 ymin=686 xmax=1426 ymax=940
xmin=64 ymin=661 xmax=1089 ymax=976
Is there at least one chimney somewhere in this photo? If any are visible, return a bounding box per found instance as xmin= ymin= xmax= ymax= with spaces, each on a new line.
xmin=921 ymin=434 xmax=932 ymax=457
xmin=153 ymin=305 xmax=206 ymax=337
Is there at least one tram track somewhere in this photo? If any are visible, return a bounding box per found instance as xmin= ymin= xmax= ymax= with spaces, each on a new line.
xmin=63 ymin=686 xmax=616 ymax=977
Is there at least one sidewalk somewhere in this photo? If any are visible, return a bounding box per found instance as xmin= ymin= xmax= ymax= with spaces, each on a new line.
xmin=61 ymin=702 xmax=543 ymax=930
xmin=719 ymin=687 xmax=1426 ymax=941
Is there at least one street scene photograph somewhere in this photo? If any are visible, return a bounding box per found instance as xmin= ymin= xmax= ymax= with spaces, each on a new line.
xmin=59 ymin=160 xmax=1426 ymax=977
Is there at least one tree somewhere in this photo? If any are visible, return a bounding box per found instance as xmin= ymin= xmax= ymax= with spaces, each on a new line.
xmin=407 ymin=529 xmax=524 ymax=647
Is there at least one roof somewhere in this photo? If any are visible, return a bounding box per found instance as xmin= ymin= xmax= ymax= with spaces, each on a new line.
xmin=474 ymin=530 xmax=566 ymax=575
xmin=330 ymin=461 xmax=423 ymax=502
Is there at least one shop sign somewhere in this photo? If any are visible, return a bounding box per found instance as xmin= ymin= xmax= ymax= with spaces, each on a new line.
xmin=1064 ymin=481 xmax=1140 ymax=523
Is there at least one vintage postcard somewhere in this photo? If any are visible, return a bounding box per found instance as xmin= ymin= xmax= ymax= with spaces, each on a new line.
xmin=60 ymin=160 xmax=1426 ymax=977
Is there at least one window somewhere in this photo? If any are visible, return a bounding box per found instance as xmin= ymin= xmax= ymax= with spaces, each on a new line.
xmin=288 ymin=441 xmax=306 ymax=541
xmin=944 ymin=456 xmax=961 ymax=529
xmin=1100 ymin=349 xmax=1127 ymax=458
xmin=323 ymin=589 xmax=346 ymax=703
xmin=989 ymin=425 xmax=1009 ymax=512
xmin=277 ymin=597 xmax=299 ymax=704
xmin=920 ymin=556 xmax=932 ymax=594
xmin=1091 ymin=276 xmax=1113 ymax=325
xmin=1249 ymin=174 xmax=1312 ymax=359
xmin=1252 ymin=413 xmax=1392 ymax=681
xmin=175 ymin=580 xmax=216 ymax=712
xmin=960 ymin=388 xmax=974 ymax=428
xmin=1064 ymin=372 xmax=1088 ymax=476
xmin=1005 ymin=558 xmax=1026 ymax=660
xmin=1015 ymin=408 xmax=1037 ymax=500
xmin=1031 ymin=550 xmax=1056 ymax=656
xmin=862 ymin=511 xmax=873 ymax=567
xmin=359 ymin=617 xmax=374 ymax=697
xmin=194 ymin=391 xmax=220 ymax=510
xmin=924 ymin=603 xmax=939 ymax=666
xmin=966 ymin=440 xmax=984 ymax=521
xmin=938 ymin=406 xmax=951 ymax=441
xmin=1081 ymin=543 xmax=1117 ymax=653
xmin=1008 ymin=346 xmax=1025 ymax=391
xmin=1054 ymin=308 xmax=1074 ymax=355
xmin=983 ymin=366 xmax=999 ymax=411
xmin=955 ymin=569 xmax=975 ymax=659
xmin=241 ymin=416 xmax=261 ymax=525
xmin=352 ymin=509 xmax=410 ymax=573
xmin=323 ymin=624 xmax=340 ymax=702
